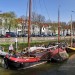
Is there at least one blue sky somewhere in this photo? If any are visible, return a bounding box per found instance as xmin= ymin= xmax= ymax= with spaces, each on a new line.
xmin=0 ymin=0 xmax=75 ymax=23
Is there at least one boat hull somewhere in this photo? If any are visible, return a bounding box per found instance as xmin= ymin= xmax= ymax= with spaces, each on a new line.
xmin=30 ymin=51 xmax=50 ymax=61
xmin=50 ymin=52 xmax=68 ymax=62
xmin=3 ymin=55 xmax=41 ymax=70
xmin=66 ymin=47 xmax=75 ymax=53
xmin=48 ymin=48 xmax=69 ymax=62
xmin=0 ymin=50 xmax=8 ymax=58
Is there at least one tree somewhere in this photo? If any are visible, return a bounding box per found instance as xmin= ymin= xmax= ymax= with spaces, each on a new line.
xmin=0 ymin=18 xmax=2 ymax=28
xmin=32 ymin=12 xmax=46 ymax=35
xmin=61 ymin=22 xmax=66 ymax=36
xmin=12 ymin=18 xmax=19 ymax=36
xmin=50 ymin=22 xmax=58 ymax=35
xmin=7 ymin=12 xmax=16 ymax=32
xmin=32 ymin=12 xmax=37 ymax=22
xmin=36 ymin=14 xmax=45 ymax=35
xmin=1 ymin=12 xmax=16 ymax=32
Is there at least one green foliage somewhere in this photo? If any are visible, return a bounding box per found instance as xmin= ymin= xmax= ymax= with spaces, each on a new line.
xmin=0 ymin=12 xmax=17 ymax=32
xmin=0 ymin=39 xmax=70 ymax=52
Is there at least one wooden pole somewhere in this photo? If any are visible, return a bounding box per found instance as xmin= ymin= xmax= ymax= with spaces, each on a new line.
xmin=70 ymin=15 xmax=72 ymax=47
xmin=58 ymin=7 xmax=60 ymax=53
xmin=58 ymin=7 xmax=60 ymax=44
xmin=28 ymin=0 xmax=32 ymax=49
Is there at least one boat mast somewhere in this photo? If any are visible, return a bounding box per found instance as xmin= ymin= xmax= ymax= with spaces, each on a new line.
xmin=28 ymin=0 xmax=32 ymax=48
xmin=58 ymin=7 xmax=60 ymax=44
xmin=58 ymin=6 xmax=60 ymax=53
xmin=70 ymin=14 xmax=72 ymax=47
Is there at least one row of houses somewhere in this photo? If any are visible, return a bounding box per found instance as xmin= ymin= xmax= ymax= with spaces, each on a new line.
xmin=0 ymin=18 xmax=71 ymax=36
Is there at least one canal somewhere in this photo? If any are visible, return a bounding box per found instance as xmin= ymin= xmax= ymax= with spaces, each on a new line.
xmin=0 ymin=62 xmax=63 ymax=75
xmin=0 ymin=53 xmax=75 ymax=75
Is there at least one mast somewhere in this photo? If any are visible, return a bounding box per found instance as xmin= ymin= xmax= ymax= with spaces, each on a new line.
xmin=70 ymin=15 xmax=72 ymax=47
xmin=58 ymin=7 xmax=60 ymax=53
xmin=28 ymin=0 xmax=32 ymax=48
xmin=58 ymin=7 xmax=60 ymax=44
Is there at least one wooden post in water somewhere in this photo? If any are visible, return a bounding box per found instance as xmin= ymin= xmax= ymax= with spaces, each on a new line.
xmin=28 ymin=0 xmax=32 ymax=49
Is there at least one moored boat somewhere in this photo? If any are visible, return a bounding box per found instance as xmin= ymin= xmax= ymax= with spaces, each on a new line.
xmin=48 ymin=47 xmax=69 ymax=62
xmin=29 ymin=47 xmax=50 ymax=61
xmin=1 ymin=46 xmax=50 ymax=69
xmin=47 ymin=6 xmax=69 ymax=62
xmin=3 ymin=54 xmax=41 ymax=69
xmin=0 ymin=46 xmax=8 ymax=58
xmin=0 ymin=50 xmax=8 ymax=58
xmin=66 ymin=39 xmax=75 ymax=52
xmin=66 ymin=47 xmax=75 ymax=53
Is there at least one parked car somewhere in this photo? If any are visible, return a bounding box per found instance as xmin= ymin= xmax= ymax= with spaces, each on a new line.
xmin=66 ymin=33 xmax=71 ymax=36
xmin=5 ymin=32 xmax=16 ymax=37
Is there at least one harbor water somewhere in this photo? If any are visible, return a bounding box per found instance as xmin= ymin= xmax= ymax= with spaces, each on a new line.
xmin=0 ymin=53 xmax=75 ymax=75
xmin=0 ymin=62 xmax=63 ymax=75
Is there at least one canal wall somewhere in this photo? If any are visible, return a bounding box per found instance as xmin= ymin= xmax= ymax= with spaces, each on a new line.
xmin=0 ymin=36 xmax=70 ymax=44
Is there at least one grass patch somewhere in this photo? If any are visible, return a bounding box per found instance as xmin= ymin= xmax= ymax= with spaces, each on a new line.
xmin=0 ymin=39 xmax=70 ymax=52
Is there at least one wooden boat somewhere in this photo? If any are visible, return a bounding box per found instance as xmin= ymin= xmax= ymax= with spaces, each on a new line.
xmin=48 ymin=46 xmax=69 ymax=62
xmin=0 ymin=50 xmax=8 ymax=58
xmin=1 ymin=46 xmax=50 ymax=69
xmin=66 ymin=14 xmax=75 ymax=52
xmin=66 ymin=46 xmax=75 ymax=53
xmin=1 ymin=0 xmax=69 ymax=69
xmin=3 ymin=54 xmax=41 ymax=69
xmin=29 ymin=47 xmax=50 ymax=61
xmin=1 ymin=0 xmax=46 ymax=70
xmin=0 ymin=46 xmax=8 ymax=58
xmin=47 ymin=7 xmax=69 ymax=62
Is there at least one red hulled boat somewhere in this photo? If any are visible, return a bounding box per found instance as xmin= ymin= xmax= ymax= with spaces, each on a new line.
xmin=48 ymin=47 xmax=69 ymax=62
xmin=3 ymin=54 xmax=41 ymax=69
xmin=2 ymin=0 xmax=46 ymax=69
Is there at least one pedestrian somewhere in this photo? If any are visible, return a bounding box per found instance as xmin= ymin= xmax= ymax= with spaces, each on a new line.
xmin=9 ymin=44 xmax=14 ymax=54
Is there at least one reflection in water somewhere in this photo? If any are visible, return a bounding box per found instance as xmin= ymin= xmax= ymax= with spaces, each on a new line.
xmin=0 ymin=62 xmax=62 ymax=75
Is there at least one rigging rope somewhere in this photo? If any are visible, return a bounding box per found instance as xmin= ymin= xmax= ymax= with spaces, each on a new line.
xmin=42 ymin=0 xmax=51 ymax=22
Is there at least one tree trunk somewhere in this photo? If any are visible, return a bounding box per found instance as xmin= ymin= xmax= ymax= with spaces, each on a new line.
xmin=40 ymin=26 xmax=42 ymax=35
xmin=8 ymin=24 xmax=11 ymax=32
xmin=63 ymin=29 xmax=65 ymax=36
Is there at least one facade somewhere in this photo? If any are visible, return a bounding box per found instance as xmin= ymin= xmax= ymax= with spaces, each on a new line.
xmin=0 ymin=19 xmax=71 ymax=36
